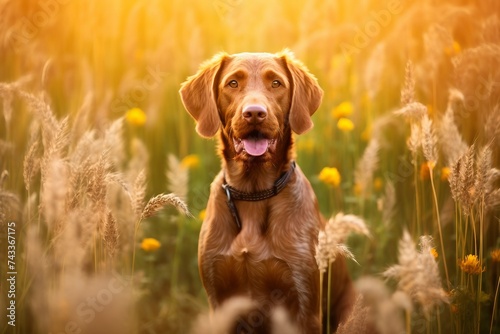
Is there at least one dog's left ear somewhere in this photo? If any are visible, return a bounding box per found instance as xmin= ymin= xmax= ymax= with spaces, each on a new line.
xmin=179 ymin=52 xmax=228 ymax=138
xmin=279 ymin=50 xmax=323 ymax=135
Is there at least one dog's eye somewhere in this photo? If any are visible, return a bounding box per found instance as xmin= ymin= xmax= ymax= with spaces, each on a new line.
xmin=228 ymin=80 xmax=238 ymax=88
xmin=271 ymin=80 xmax=281 ymax=88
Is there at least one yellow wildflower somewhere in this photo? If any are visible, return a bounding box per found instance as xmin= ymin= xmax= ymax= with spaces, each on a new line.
xmin=491 ymin=249 xmax=500 ymax=263
xmin=441 ymin=167 xmax=451 ymax=181
xmin=181 ymin=154 xmax=200 ymax=169
xmin=459 ymin=254 xmax=485 ymax=275
xmin=198 ymin=209 xmax=207 ymax=221
xmin=140 ymin=238 xmax=161 ymax=252
xmin=126 ymin=108 xmax=147 ymax=126
xmin=444 ymin=41 xmax=461 ymax=57
xmin=337 ymin=118 xmax=354 ymax=132
xmin=332 ymin=101 xmax=354 ymax=119
xmin=319 ymin=167 xmax=341 ymax=188
xmin=373 ymin=177 xmax=383 ymax=192
xmin=430 ymin=248 xmax=438 ymax=259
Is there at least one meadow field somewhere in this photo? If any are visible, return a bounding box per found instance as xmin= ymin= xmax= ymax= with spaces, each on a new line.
xmin=1 ymin=0 xmax=500 ymax=333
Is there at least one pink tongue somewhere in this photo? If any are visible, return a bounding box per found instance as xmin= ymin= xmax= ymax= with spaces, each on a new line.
xmin=242 ymin=138 xmax=269 ymax=156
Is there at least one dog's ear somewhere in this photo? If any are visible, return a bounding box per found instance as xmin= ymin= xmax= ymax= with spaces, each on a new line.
xmin=179 ymin=52 xmax=228 ymax=138
xmin=279 ymin=50 xmax=323 ymax=135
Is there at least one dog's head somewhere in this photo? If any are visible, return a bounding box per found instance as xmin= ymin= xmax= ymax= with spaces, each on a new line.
xmin=179 ymin=50 xmax=323 ymax=163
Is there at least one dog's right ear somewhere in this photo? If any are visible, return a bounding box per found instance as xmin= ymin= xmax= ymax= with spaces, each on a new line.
xmin=179 ymin=52 xmax=228 ymax=138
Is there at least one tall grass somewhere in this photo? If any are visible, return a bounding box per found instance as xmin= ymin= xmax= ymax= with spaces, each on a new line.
xmin=1 ymin=0 xmax=500 ymax=333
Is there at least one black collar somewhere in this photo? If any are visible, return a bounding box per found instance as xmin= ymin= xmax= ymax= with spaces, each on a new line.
xmin=222 ymin=161 xmax=296 ymax=229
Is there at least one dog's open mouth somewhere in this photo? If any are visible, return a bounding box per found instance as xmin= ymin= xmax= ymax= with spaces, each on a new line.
xmin=233 ymin=132 xmax=277 ymax=157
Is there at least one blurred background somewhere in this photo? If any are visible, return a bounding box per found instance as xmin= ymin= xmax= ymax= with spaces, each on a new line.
xmin=1 ymin=0 xmax=500 ymax=333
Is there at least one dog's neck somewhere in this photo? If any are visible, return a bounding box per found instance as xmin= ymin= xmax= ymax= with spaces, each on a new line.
xmin=219 ymin=132 xmax=296 ymax=193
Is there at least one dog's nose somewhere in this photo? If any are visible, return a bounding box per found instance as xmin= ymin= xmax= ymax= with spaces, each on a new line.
xmin=242 ymin=105 xmax=267 ymax=123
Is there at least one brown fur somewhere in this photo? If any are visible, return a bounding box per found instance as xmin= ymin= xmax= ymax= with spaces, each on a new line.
xmin=180 ymin=50 xmax=355 ymax=333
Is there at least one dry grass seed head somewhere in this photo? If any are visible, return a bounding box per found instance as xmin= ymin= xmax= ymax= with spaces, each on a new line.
xmin=394 ymin=102 xmax=428 ymax=123
xmin=421 ymin=114 xmax=438 ymax=165
xmin=407 ymin=122 xmax=422 ymax=157
xmin=474 ymin=145 xmax=492 ymax=200
xmin=438 ymin=89 xmax=468 ymax=165
xmin=459 ymin=144 xmax=476 ymax=213
xmin=103 ymin=210 xmax=119 ymax=260
xmin=383 ymin=231 xmax=448 ymax=318
xmin=316 ymin=213 xmax=370 ymax=272
xmin=400 ymin=60 xmax=415 ymax=105
xmin=18 ymin=91 xmax=59 ymax=151
xmin=141 ymin=193 xmax=191 ymax=220
xmin=23 ymin=137 xmax=41 ymax=192
xmin=132 ymin=169 xmax=147 ymax=219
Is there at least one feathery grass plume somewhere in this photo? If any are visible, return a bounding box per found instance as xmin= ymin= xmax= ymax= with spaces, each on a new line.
xmin=474 ymin=145 xmax=492 ymax=201
xmin=438 ymin=88 xmax=468 ymax=165
xmin=383 ymin=231 xmax=449 ymax=317
xmin=18 ymin=91 xmax=59 ymax=150
xmin=354 ymin=138 xmax=380 ymax=197
xmin=0 ymin=75 xmax=33 ymax=132
xmin=23 ymin=136 xmax=41 ymax=192
xmin=87 ymin=154 xmax=110 ymax=231
xmin=407 ymin=122 xmax=422 ymax=157
xmin=364 ymin=43 xmax=386 ymax=100
xmin=40 ymin=116 xmax=70 ymax=188
xmin=356 ymin=277 xmax=408 ymax=334
xmin=167 ymin=154 xmax=189 ymax=201
xmin=103 ymin=210 xmax=119 ymax=260
xmin=400 ymin=60 xmax=415 ymax=105
xmin=394 ymin=102 xmax=428 ymax=123
xmin=421 ymin=114 xmax=438 ymax=165
xmin=336 ymin=295 xmax=370 ymax=334
xmin=315 ymin=213 xmax=370 ymax=272
xmin=132 ymin=169 xmax=147 ymax=219
xmin=141 ymin=193 xmax=191 ymax=220
xmin=459 ymin=144 xmax=476 ymax=213
xmin=449 ymin=157 xmax=462 ymax=203
xmin=190 ymin=297 xmax=256 ymax=334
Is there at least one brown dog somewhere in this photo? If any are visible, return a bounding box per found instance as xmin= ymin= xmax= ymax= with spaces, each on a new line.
xmin=180 ymin=50 xmax=355 ymax=333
